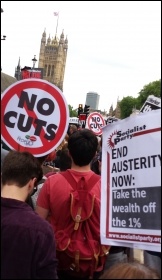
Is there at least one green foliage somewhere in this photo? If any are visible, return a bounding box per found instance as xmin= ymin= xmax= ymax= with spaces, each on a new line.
xmin=136 ymin=80 xmax=161 ymax=109
xmin=68 ymin=105 xmax=78 ymax=117
xmin=119 ymin=96 xmax=138 ymax=119
xmin=119 ymin=79 xmax=161 ymax=119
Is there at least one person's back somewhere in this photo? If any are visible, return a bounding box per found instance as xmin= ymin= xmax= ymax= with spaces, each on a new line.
xmin=32 ymin=148 xmax=72 ymax=209
xmin=1 ymin=150 xmax=58 ymax=279
xmin=36 ymin=129 xmax=109 ymax=279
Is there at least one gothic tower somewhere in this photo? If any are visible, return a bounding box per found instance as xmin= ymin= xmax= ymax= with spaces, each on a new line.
xmin=14 ymin=57 xmax=21 ymax=80
xmin=114 ymin=97 xmax=121 ymax=118
xmin=38 ymin=29 xmax=68 ymax=91
xmin=109 ymin=104 xmax=113 ymax=116
xmin=108 ymin=98 xmax=121 ymax=119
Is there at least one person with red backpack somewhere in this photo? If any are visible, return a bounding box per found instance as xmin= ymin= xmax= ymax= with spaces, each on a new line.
xmin=36 ymin=129 xmax=110 ymax=279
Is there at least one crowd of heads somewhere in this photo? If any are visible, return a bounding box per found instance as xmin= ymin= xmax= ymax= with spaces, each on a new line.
xmin=1 ymin=125 xmax=161 ymax=279
xmin=1 ymin=124 xmax=101 ymax=183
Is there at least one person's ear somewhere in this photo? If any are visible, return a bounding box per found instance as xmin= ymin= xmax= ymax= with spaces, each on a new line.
xmin=28 ymin=177 xmax=37 ymax=194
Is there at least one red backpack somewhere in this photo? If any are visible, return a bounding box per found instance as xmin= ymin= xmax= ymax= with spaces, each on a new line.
xmin=55 ymin=170 xmax=110 ymax=279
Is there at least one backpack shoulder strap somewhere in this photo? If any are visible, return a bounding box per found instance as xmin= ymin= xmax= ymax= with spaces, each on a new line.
xmin=87 ymin=173 xmax=100 ymax=192
xmin=60 ymin=170 xmax=100 ymax=191
xmin=60 ymin=170 xmax=76 ymax=189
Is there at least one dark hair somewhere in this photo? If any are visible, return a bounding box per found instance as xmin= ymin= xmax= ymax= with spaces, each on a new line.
xmin=37 ymin=155 xmax=48 ymax=165
xmin=99 ymin=261 xmax=160 ymax=279
xmin=59 ymin=148 xmax=72 ymax=171
xmin=53 ymin=149 xmax=62 ymax=168
xmin=67 ymin=124 xmax=78 ymax=136
xmin=68 ymin=129 xmax=98 ymax=166
xmin=91 ymin=158 xmax=100 ymax=175
xmin=2 ymin=150 xmax=43 ymax=187
xmin=91 ymin=150 xmax=102 ymax=175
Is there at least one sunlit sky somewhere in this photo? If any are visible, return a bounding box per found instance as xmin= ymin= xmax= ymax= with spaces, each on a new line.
xmin=1 ymin=1 xmax=161 ymax=112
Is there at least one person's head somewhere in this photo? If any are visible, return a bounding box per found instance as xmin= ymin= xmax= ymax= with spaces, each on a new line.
xmin=1 ymin=150 xmax=43 ymax=188
xmin=91 ymin=151 xmax=102 ymax=175
xmin=99 ymin=261 xmax=160 ymax=279
xmin=62 ymin=142 xmax=68 ymax=150
xmin=68 ymin=129 xmax=98 ymax=167
xmin=44 ymin=150 xmax=56 ymax=163
xmin=37 ymin=155 xmax=48 ymax=164
xmin=64 ymin=133 xmax=69 ymax=142
xmin=59 ymin=148 xmax=72 ymax=171
xmin=67 ymin=124 xmax=78 ymax=136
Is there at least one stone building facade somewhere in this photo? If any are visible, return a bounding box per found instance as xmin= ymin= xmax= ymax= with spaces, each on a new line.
xmin=108 ymin=98 xmax=121 ymax=119
xmin=1 ymin=72 xmax=17 ymax=93
xmin=38 ymin=29 xmax=68 ymax=91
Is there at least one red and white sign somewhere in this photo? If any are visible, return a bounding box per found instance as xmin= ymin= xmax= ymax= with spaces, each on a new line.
xmin=1 ymin=79 xmax=69 ymax=157
xmin=101 ymin=109 xmax=161 ymax=252
xmin=86 ymin=112 xmax=105 ymax=135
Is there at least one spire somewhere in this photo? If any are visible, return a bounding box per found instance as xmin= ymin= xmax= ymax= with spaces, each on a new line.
xmin=51 ymin=35 xmax=59 ymax=46
xmin=59 ymin=30 xmax=64 ymax=44
xmin=47 ymin=34 xmax=51 ymax=45
xmin=64 ymin=35 xmax=68 ymax=50
xmin=42 ymin=28 xmax=46 ymax=39
xmin=18 ymin=57 xmax=20 ymax=66
xmin=17 ymin=57 xmax=21 ymax=70
xmin=60 ymin=29 xmax=64 ymax=38
xmin=41 ymin=28 xmax=46 ymax=44
xmin=14 ymin=57 xmax=21 ymax=80
xmin=65 ymin=35 xmax=68 ymax=44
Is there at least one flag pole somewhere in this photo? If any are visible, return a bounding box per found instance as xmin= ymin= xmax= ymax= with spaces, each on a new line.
xmin=55 ymin=12 xmax=59 ymax=35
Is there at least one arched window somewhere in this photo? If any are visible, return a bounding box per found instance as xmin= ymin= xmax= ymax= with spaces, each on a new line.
xmin=44 ymin=65 xmax=47 ymax=76
xmin=48 ymin=65 xmax=51 ymax=76
xmin=51 ymin=65 xmax=54 ymax=76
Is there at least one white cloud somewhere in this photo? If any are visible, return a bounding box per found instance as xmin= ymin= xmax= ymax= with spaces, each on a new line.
xmin=1 ymin=1 xmax=161 ymax=111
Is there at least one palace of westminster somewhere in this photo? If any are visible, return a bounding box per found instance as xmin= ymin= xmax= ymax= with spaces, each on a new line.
xmin=2 ymin=26 xmax=121 ymax=119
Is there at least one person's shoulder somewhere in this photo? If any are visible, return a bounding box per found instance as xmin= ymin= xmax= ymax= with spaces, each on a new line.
xmin=67 ymin=169 xmax=100 ymax=182
xmin=28 ymin=211 xmax=53 ymax=234
xmin=2 ymin=203 xmax=53 ymax=237
xmin=45 ymin=171 xmax=68 ymax=188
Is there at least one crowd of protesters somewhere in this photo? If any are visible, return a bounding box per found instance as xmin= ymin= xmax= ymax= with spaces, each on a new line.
xmin=1 ymin=123 xmax=161 ymax=279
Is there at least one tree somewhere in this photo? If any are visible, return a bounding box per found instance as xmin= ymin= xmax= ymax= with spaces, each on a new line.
xmin=119 ymin=96 xmax=138 ymax=119
xmin=68 ymin=105 xmax=78 ymax=117
xmin=136 ymin=79 xmax=161 ymax=109
xmin=119 ymin=79 xmax=161 ymax=118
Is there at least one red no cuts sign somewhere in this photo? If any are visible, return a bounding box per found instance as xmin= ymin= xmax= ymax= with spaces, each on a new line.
xmin=86 ymin=112 xmax=105 ymax=136
xmin=1 ymin=79 xmax=69 ymax=157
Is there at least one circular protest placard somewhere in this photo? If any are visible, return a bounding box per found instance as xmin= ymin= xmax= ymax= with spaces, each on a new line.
xmin=86 ymin=112 xmax=105 ymax=135
xmin=1 ymin=79 xmax=69 ymax=157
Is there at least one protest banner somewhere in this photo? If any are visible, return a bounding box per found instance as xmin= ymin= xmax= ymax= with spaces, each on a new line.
xmin=69 ymin=117 xmax=79 ymax=126
xmin=140 ymin=95 xmax=161 ymax=113
xmin=100 ymin=109 xmax=161 ymax=252
xmin=1 ymin=78 xmax=69 ymax=157
xmin=106 ymin=116 xmax=119 ymax=125
xmin=86 ymin=112 xmax=106 ymax=135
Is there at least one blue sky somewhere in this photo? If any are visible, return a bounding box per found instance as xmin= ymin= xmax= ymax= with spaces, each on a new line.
xmin=1 ymin=1 xmax=161 ymax=112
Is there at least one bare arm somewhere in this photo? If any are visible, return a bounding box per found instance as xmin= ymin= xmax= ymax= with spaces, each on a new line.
xmin=36 ymin=206 xmax=49 ymax=220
